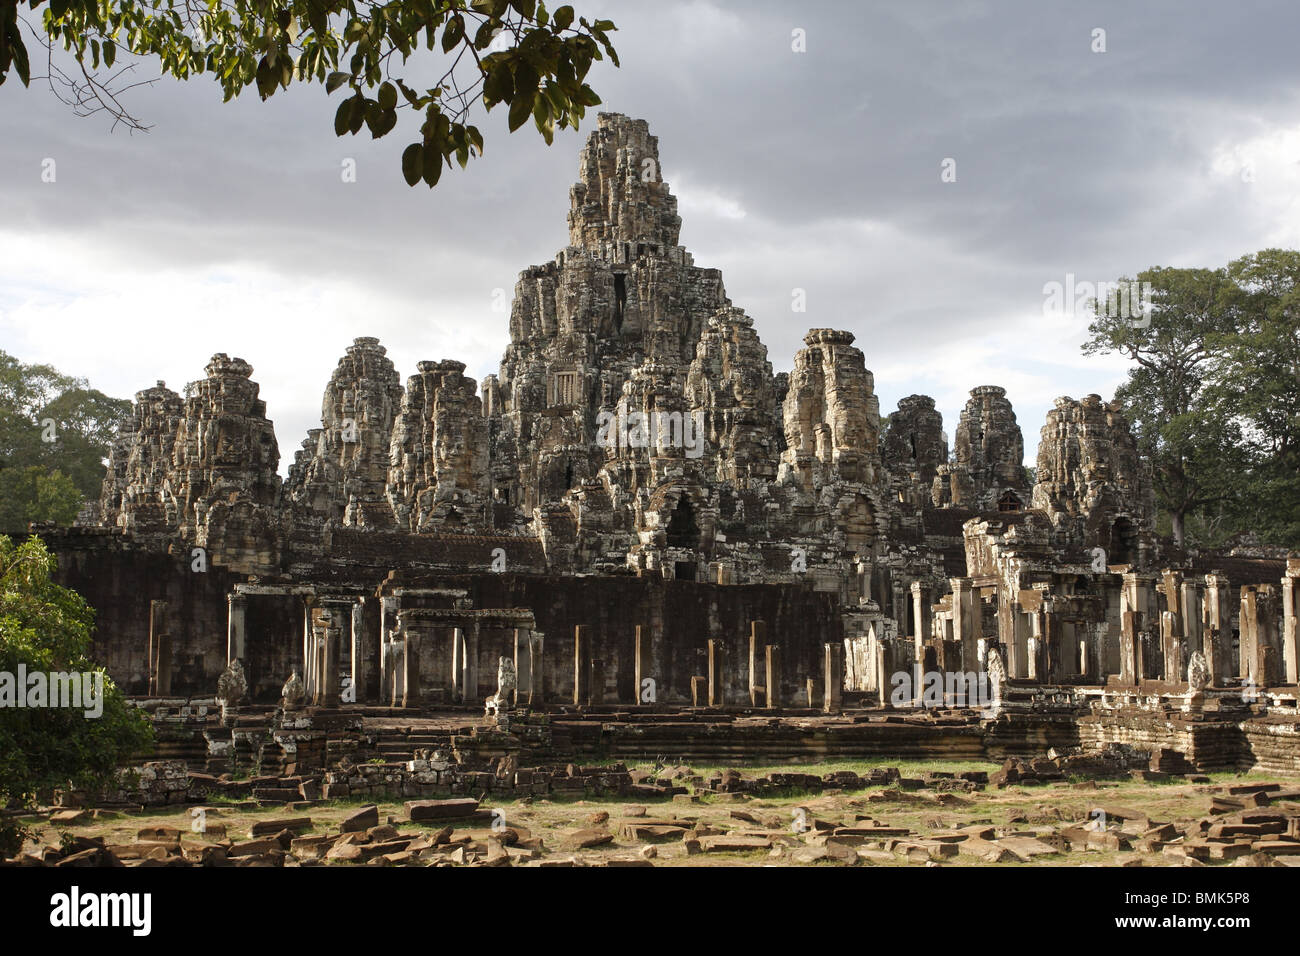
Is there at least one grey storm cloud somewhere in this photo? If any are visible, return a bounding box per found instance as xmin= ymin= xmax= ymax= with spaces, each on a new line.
xmin=1 ymin=0 xmax=1298 ymax=473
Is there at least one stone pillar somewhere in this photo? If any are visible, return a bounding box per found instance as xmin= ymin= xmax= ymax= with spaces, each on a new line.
xmin=402 ymin=625 xmax=421 ymax=707
xmin=350 ymin=598 xmax=369 ymax=704
xmin=451 ymin=627 xmax=464 ymax=702
xmin=530 ymin=631 xmax=545 ymax=705
xmin=1180 ymin=578 xmax=1204 ymax=660
xmin=226 ymin=593 xmax=246 ymax=664
xmin=749 ymin=621 xmax=766 ymax=707
xmin=573 ymin=625 xmax=591 ymax=706
xmin=1043 ymin=613 xmax=1062 ymax=682
xmin=707 ymin=639 xmax=725 ymax=707
xmin=1240 ymin=586 xmax=1259 ymax=682
xmin=302 ymin=599 xmax=315 ymax=702
xmin=1158 ymin=571 xmax=1183 ymax=681
xmin=1283 ymin=561 xmax=1299 ymax=685
xmin=1160 ymin=609 xmax=1182 ymax=684
xmin=309 ymin=608 xmax=331 ymax=706
xmin=891 ymin=579 xmax=908 ymax=635
xmin=378 ymin=595 xmax=399 ymax=698
xmin=513 ymin=629 xmax=533 ymax=707
xmin=910 ymin=582 xmax=931 ymax=642
xmin=387 ymin=636 xmax=404 ymax=708
xmin=951 ymin=578 xmax=977 ymax=671
xmin=690 ymin=676 xmax=707 ymax=707
xmin=823 ymin=643 xmax=843 ymax=713
xmin=1241 ymin=585 xmax=1281 ymax=687
xmin=1119 ymin=608 xmax=1143 ymax=685
xmin=765 ymin=644 xmax=781 ymax=709
xmin=634 ymin=625 xmax=652 ymax=705
xmin=1027 ymin=608 xmax=1045 ymax=682
xmin=873 ymin=634 xmax=888 ymax=706
xmin=321 ymin=604 xmax=343 ymax=706
xmin=910 ymin=583 xmax=930 ymax=704
xmin=1013 ymin=597 xmax=1038 ymax=680
xmin=464 ymin=622 xmax=481 ymax=703
xmin=1077 ymin=626 xmax=1091 ymax=681
xmin=1203 ymin=573 xmax=1233 ymax=685
xmin=1120 ymin=572 xmax=1157 ymax=684
xmin=149 ymin=600 xmax=171 ymax=696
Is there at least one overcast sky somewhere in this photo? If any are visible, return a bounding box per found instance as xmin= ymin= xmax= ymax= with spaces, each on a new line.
xmin=2 ymin=0 xmax=1298 ymax=474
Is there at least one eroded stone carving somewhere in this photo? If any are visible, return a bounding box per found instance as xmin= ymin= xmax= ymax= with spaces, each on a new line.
xmin=1187 ymin=651 xmax=1210 ymax=692
xmin=281 ymin=670 xmax=304 ymax=708
xmin=284 ymin=337 xmax=403 ymax=531
xmin=1032 ymin=393 xmax=1155 ymax=557
xmin=986 ymin=646 xmax=1006 ymax=710
xmin=484 ymin=657 xmax=517 ymax=718
xmin=216 ymin=659 xmax=247 ymax=705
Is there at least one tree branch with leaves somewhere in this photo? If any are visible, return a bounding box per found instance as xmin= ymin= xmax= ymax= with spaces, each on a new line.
xmin=2 ymin=0 xmax=618 ymax=185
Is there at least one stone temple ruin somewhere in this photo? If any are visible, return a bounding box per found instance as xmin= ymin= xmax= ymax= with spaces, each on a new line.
xmin=29 ymin=113 xmax=1300 ymax=788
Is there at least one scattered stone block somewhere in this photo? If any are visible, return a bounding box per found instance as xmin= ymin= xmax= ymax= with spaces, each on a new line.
xmin=341 ymin=804 xmax=379 ymax=833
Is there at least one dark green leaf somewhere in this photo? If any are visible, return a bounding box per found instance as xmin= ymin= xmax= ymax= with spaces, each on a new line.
xmin=441 ymin=14 xmax=464 ymax=52
xmin=421 ymin=141 xmax=443 ymax=186
xmin=507 ymin=90 xmax=532 ymax=131
xmin=401 ymin=142 xmax=423 ymax=186
xmin=483 ymin=63 xmax=512 ymax=105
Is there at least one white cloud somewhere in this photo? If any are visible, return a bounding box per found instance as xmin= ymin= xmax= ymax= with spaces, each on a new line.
xmin=0 ymin=231 xmax=507 ymax=472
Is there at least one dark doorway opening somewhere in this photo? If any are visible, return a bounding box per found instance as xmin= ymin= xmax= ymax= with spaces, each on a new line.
xmin=666 ymin=497 xmax=699 ymax=549
xmin=1111 ymin=516 xmax=1137 ymax=565
xmin=613 ymin=273 xmax=626 ymax=330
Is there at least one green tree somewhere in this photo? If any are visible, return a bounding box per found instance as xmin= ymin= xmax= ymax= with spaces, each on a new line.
xmin=2 ymin=0 xmax=618 ymax=186
xmin=0 ymin=350 xmax=131 ymax=528
xmin=0 ymin=535 xmax=153 ymax=857
xmin=0 ymin=467 xmax=83 ymax=529
xmin=1212 ymin=250 xmax=1300 ymax=545
xmin=1082 ymin=266 xmax=1246 ymax=547
xmin=1084 ymin=252 xmax=1300 ymax=549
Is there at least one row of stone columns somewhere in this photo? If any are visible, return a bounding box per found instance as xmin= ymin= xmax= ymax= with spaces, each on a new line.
xmin=302 ymin=599 xmax=349 ymax=706
xmin=224 ymin=589 xmax=360 ymax=704
xmin=572 ymin=619 xmax=842 ymax=712
xmin=379 ymin=619 xmax=543 ymax=709
xmin=1083 ymin=570 xmax=1296 ymax=688
xmin=916 ymin=569 xmax=1298 ymax=691
xmin=1122 ymin=571 xmax=1296 ymax=688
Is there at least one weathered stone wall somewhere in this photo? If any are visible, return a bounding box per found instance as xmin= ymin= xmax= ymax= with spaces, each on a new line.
xmin=36 ymin=528 xmax=245 ymax=697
